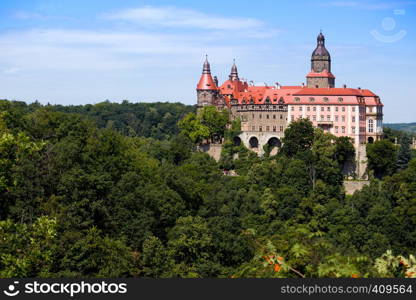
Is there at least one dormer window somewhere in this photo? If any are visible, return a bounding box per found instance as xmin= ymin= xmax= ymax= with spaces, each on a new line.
xmin=323 ymin=97 xmax=329 ymax=102
xmin=338 ymin=97 xmax=343 ymax=103
xmin=279 ymin=97 xmax=285 ymax=104
xmin=265 ymin=97 xmax=271 ymax=104
xmin=309 ymin=97 xmax=315 ymax=102
xmin=295 ymin=97 xmax=301 ymax=102
xmin=250 ymin=98 xmax=254 ymax=104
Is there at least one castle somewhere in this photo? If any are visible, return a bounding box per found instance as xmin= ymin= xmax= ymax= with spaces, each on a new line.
xmin=196 ymin=32 xmax=384 ymax=178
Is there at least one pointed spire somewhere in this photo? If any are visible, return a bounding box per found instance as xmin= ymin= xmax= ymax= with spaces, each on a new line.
xmin=203 ymin=54 xmax=211 ymax=74
xmin=230 ymin=58 xmax=239 ymax=81
xmin=197 ymin=55 xmax=217 ymax=90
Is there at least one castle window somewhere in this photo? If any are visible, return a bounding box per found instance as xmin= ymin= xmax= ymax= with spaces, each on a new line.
xmin=307 ymin=106 xmax=311 ymax=112
xmin=352 ymin=107 xmax=356 ymax=112
xmin=280 ymin=126 xmax=284 ymax=131
xmin=335 ymin=126 xmax=339 ymax=133
xmin=352 ymin=126 xmax=356 ymax=133
xmin=266 ymin=126 xmax=270 ymax=131
xmin=227 ymin=84 xmax=231 ymax=88
xmin=335 ymin=107 xmax=339 ymax=112
xmin=342 ymin=116 xmax=345 ymax=122
xmin=342 ymin=107 xmax=346 ymax=112
xmin=313 ymin=107 xmax=316 ymax=111
xmin=291 ymin=115 xmax=294 ymax=121
xmin=259 ymin=114 xmax=262 ymax=119
xmin=252 ymin=114 xmax=255 ymax=119
xmin=309 ymin=97 xmax=315 ymax=102
xmin=259 ymin=126 xmax=263 ymax=132
xmin=267 ymin=114 xmax=269 ymax=119
xmin=306 ymin=115 xmax=310 ymax=120
xmin=273 ymin=126 xmax=276 ymax=132
xmin=280 ymin=114 xmax=283 ymax=120
xmin=335 ymin=116 xmax=339 ymax=122
xmin=273 ymin=114 xmax=276 ymax=119
xmin=338 ymin=97 xmax=343 ymax=103
xmin=321 ymin=107 xmax=324 ymax=111
xmin=299 ymin=106 xmax=303 ymax=111
xmin=321 ymin=115 xmax=324 ymax=121
xmin=323 ymin=97 xmax=329 ymax=102
xmin=295 ymin=97 xmax=301 ymax=102
xmin=342 ymin=126 xmax=345 ymax=133
xmin=313 ymin=115 xmax=316 ymax=121
xmin=327 ymin=106 xmax=330 ymax=111
xmin=291 ymin=106 xmax=294 ymax=111
xmin=327 ymin=115 xmax=330 ymax=121
xmin=368 ymin=119 xmax=374 ymax=133
xmin=352 ymin=116 xmax=356 ymax=122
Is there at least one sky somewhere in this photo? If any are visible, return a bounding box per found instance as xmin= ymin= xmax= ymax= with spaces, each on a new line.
xmin=0 ymin=0 xmax=415 ymax=122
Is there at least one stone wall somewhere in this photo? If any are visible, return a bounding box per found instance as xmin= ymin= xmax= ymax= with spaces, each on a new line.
xmin=344 ymin=180 xmax=370 ymax=195
xmin=198 ymin=143 xmax=223 ymax=162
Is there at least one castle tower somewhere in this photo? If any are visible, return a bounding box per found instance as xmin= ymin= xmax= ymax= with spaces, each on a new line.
xmin=229 ymin=59 xmax=239 ymax=81
xmin=196 ymin=56 xmax=219 ymax=110
xmin=306 ymin=32 xmax=335 ymax=88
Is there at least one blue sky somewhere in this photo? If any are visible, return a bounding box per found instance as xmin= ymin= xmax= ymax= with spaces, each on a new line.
xmin=0 ymin=0 xmax=415 ymax=122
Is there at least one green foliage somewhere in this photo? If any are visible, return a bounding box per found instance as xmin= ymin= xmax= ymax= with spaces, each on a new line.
xmin=281 ymin=118 xmax=314 ymax=157
xmin=0 ymin=99 xmax=415 ymax=278
xmin=367 ymin=140 xmax=397 ymax=179
xmin=0 ymin=217 xmax=57 ymax=277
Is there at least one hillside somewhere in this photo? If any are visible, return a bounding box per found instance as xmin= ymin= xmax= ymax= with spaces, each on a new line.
xmin=384 ymin=123 xmax=416 ymax=134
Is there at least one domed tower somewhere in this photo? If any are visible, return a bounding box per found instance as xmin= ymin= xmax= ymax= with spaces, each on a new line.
xmin=307 ymin=32 xmax=335 ymax=88
xmin=229 ymin=59 xmax=239 ymax=81
xmin=196 ymin=56 xmax=219 ymax=110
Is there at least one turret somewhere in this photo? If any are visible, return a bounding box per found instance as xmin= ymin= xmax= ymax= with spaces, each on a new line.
xmin=229 ymin=59 xmax=239 ymax=81
xmin=307 ymin=32 xmax=335 ymax=88
xmin=196 ymin=56 xmax=219 ymax=110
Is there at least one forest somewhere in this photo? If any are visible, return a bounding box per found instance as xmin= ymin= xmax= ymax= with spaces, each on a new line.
xmin=1 ymin=99 xmax=416 ymax=278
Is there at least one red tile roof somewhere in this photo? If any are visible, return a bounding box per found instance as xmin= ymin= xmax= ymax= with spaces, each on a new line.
xmin=197 ymin=73 xmax=217 ymax=90
xmin=306 ymin=70 xmax=336 ymax=79
xmin=293 ymin=87 xmax=377 ymax=97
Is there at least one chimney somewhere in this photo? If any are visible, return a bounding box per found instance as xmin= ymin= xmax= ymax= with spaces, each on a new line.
xmin=343 ymin=84 xmax=347 ymax=88
xmin=358 ymin=87 xmax=361 ymax=90
xmin=275 ymin=82 xmax=281 ymax=89
xmin=302 ymin=82 xmax=305 ymax=88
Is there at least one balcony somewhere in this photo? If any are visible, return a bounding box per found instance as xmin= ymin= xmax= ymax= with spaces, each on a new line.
xmin=317 ymin=120 xmax=334 ymax=126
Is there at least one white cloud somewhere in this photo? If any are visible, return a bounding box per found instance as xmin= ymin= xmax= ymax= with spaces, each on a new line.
xmin=319 ymin=1 xmax=416 ymax=10
xmin=0 ymin=29 xmax=254 ymax=72
xmin=102 ymin=6 xmax=265 ymax=31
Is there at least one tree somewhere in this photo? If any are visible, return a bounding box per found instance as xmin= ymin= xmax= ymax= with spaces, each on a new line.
xmin=335 ymin=136 xmax=355 ymax=170
xmin=367 ymin=140 xmax=397 ymax=179
xmin=0 ymin=217 xmax=57 ymax=277
xmin=281 ymin=119 xmax=315 ymax=157
xmin=396 ymin=136 xmax=412 ymax=171
xmin=198 ymin=106 xmax=229 ymax=143
xmin=178 ymin=112 xmax=209 ymax=143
